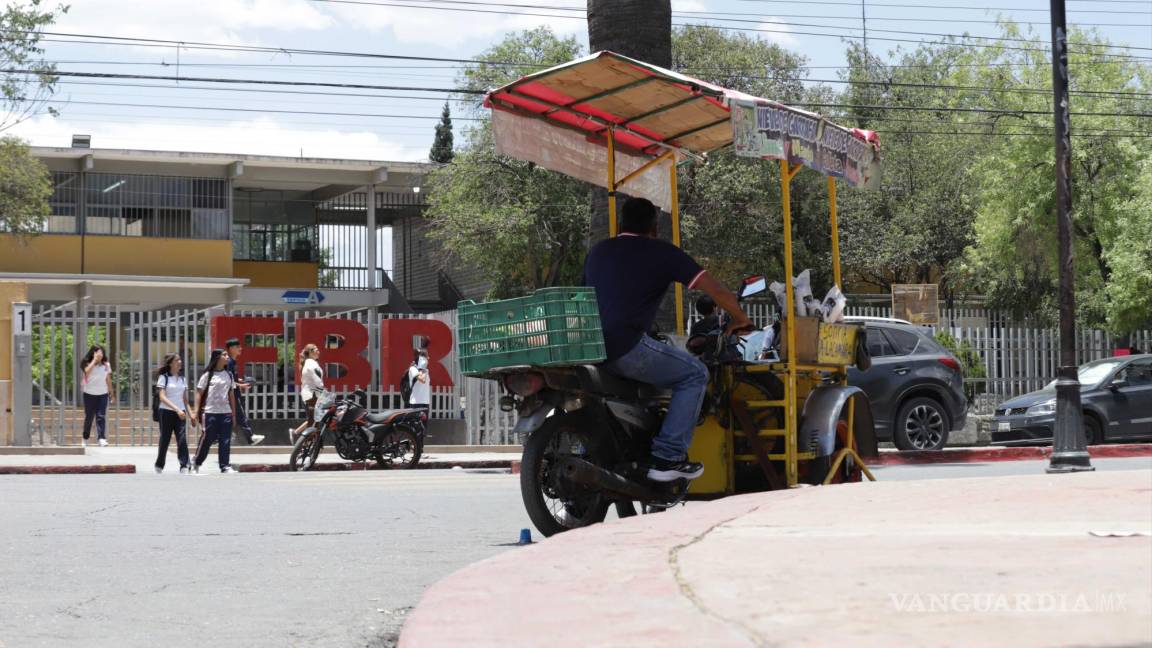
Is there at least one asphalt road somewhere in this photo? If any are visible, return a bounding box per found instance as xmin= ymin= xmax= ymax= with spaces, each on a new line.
xmin=0 ymin=458 xmax=1147 ymax=648
xmin=0 ymin=469 xmax=532 ymax=648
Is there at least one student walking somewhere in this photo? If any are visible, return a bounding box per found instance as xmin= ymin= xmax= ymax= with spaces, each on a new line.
xmin=192 ymin=349 xmax=238 ymax=474
xmin=224 ymin=338 xmax=265 ymax=446
xmin=154 ymin=354 xmax=195 ymax=474
xmin=290 ymin=344 xmax=325 ymax=442
xmin=80 ymin=344 xmax=114 ymax=447
xmin=407 ymin=349 xmax=431 ymax=417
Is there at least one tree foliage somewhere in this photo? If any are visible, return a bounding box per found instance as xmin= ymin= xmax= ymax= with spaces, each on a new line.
xmin=429 ymin=102 xmax=455 ymax=164
xmin=1 ymin=0 xmax=67 ymax=132
xmin=0 ymin=135 xmax=52 ymax=234
xmin=424 ymin=28 xmax=588 ymax=298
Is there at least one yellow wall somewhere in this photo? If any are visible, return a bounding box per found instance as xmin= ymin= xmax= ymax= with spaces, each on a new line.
xmin=0 ymin=234 xmax=232 ymax=278
xmin=84 ymin=236 xmax=233 ymax=277
xmin=234 ymin=261 xmax=318 ymax=289
xmin=0 ymin=235 xmax=82 ymax=274
xmin=0 ymin=282 xmax=28 ymax=445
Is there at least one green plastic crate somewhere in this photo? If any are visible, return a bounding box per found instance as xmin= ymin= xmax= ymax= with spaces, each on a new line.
xmin=457 ymin=287 xmax=606 ymax=376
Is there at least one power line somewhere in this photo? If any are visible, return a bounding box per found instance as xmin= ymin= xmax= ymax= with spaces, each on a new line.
xmin=305 ymin=0 xmax=1152 ymax=52
xmin=1 ymin=68 xmax=486 ymax=94
xmin=52 ymin=99 xmax=485 ymax=120
xmin=734 ymin=0 xmax=1151 ymax=14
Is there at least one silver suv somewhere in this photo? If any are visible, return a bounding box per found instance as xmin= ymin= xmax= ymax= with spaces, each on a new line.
xmin=846 ymin=319 xmax=968 ymax=450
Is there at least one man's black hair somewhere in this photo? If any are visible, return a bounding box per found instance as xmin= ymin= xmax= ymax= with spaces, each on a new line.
xmin=695 ymin=295 xmax=716 ymax=316
xmin=620 ymin=197 xmax=658 ymax=235
xmin=225 ymin=338 xmax=241 ymax=349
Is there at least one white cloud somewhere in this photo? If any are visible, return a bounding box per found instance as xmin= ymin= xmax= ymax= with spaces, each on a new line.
xmin=9 ymin=114 xmax=428 ymax=161
xmin=673 ymin=0 xmax=708 ymax=12
xmin=326 ymin=0 xmax=585 ymax=47
xmin=55 ymin=0 xmax=337 ymax=50
xmin=758 ymin=18 xmax=799 ymax=48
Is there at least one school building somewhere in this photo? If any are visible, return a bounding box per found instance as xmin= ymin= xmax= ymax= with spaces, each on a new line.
xmin=1 ymin=144 xmax=498 ymax=447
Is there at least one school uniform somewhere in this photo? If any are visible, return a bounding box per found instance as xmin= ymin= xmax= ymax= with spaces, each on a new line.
xmin=155 ymin=373 xmax=190 ymax=471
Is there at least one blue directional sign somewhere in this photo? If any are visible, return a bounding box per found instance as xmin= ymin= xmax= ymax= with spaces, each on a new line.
xmin=282 ymin=290 xmax=326 ymax=305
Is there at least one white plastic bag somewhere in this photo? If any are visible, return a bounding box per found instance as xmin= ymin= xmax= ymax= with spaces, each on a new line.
xmin=769 ymin=281 xmax=788 ymax=317
xmin=820 ymin=285 xmax=847 ymax=324
xmin=793 ymin=269 xmax=817 ymax=318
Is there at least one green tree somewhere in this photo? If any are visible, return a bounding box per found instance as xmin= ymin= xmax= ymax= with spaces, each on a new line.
xmin=2 ymin=0 xmax=67 ymax=131
xmin=429 ymin=102 xmax=455 ymax=164
xmin=425 ymin=28 xmax=587 ymax=298
xmin=0 ymin=135 xmax=52 ymax=235
xmin=961 ymin=25 xmax=1151 ymax=333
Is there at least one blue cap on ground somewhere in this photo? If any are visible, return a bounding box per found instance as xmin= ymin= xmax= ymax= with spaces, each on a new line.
xmin=518 ymin=528 xmax=533 ymax=545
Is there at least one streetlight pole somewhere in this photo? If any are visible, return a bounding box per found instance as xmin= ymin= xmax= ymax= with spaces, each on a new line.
xmin=1046 ymin=0 xmax=1093 ymax=474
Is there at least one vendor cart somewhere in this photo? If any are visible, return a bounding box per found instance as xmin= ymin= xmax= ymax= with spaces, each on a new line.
xmin=473 ymin=51 xmax=883 ymax=501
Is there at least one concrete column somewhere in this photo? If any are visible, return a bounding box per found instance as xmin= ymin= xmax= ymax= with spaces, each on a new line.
xmin=0 ymin=282 xmax=29 ymax=445
xmin=366 ymin=184 xmax=377 ymax=292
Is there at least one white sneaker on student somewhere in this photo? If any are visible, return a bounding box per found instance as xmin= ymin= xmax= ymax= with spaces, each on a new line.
xmin=81 ymin=439 xmax=87 ymax=448
xmin=154 ymin=466 xmax=163 ymax=474
xmin=250 ymin=434 xmax=265 ymax=446
xmin=221 ymin=466 xmax=238 ymax=474
xmin=98 ymin=438 xmax=108 ymax=447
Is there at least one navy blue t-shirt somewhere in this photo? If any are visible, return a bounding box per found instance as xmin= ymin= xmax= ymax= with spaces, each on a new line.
xmin=583 ymin=234 xmax=704 ymax=360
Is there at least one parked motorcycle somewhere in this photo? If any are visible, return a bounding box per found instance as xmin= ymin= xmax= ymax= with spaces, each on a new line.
xmin=289 ymin=389 xmax=426 ymax=471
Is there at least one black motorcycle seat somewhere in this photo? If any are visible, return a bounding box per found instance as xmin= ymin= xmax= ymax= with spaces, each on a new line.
xmin=574 ymin=365 xmax=672 ymax=401
xmin=364 ymin=409 xmax=420 ymax=425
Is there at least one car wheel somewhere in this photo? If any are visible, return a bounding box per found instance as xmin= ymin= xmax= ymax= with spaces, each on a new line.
xmin=1083 ymin=414 xmax=1102 ymax=446
xmin=893 ymin=397 xmax=949 ymax=451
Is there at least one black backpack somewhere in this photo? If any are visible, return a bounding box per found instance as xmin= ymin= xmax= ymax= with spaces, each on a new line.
xmin=399 ymin=365 xmax=414 ymax=406
xmin=152 ymin=375 xmax=168 ymax=422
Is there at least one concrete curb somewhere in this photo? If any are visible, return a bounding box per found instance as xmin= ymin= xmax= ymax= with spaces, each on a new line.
xmin=869 ymin=443 xmax=1152 ymax=465
xmin=237 ymin=459 xmax=513 ymax=473
xmin=0 ymin=465 xmax=136 ymax=475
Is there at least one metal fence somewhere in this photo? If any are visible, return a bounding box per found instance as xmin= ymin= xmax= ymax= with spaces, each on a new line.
xmin=27 ymin=298 xmax=1149 ymax=446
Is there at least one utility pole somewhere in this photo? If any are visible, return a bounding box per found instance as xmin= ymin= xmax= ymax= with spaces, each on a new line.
xmin=862 ymin=0 xmax=868 ymax=59
xmin=1046 ymin=0 xmax=1093 ymax=474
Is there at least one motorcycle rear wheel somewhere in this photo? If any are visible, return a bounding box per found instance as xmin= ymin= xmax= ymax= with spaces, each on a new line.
xmin=520 ymin=412 xmax=612 ymax=537
xmin=375 ymin=426 xmax=421 ymax=469
xmin=290 ymin=431 xmax=322 ymax=471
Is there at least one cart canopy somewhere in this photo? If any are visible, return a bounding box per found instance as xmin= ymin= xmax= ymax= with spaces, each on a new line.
xmin=485 ymin=50 xmax=882 ymax=210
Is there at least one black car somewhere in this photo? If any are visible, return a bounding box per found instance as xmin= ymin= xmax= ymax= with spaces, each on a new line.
xmin=846 ymin=319 xmax=968 ymax=451
xmin=991 ymin=354 xmax=1152 ymax=445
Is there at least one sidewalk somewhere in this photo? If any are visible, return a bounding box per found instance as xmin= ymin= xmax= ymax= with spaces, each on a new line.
xmin=401 ymin=469 xmax=1152 ymax=647
xmin=0 ymin=446 xmax=520 ymax=474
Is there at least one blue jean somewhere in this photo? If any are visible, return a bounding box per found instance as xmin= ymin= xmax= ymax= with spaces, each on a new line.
xmin=194 ymin=414 xmax=233 ymax=470
xmin=606 ymin=335 xmax=709 ymax=462
xmin=82 ymin=393 xmax=108 ymax=440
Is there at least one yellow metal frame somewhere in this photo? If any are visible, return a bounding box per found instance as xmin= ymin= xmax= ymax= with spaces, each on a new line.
xmin=603 ymin=127 xmax=877 ymax=488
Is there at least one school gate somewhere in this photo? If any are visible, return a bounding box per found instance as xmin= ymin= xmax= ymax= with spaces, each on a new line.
xmin=25 ymin=303 xmax=517 ymax=447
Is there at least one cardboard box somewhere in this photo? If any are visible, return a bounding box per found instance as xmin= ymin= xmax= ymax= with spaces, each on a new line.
xmin=779 ymin=317 xmax=859 ymax=365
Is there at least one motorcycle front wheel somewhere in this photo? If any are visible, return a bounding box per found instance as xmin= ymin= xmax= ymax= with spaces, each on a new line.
xmin=520 ymin=412 xmax=612 ymax=537
xmin=289 ymin=430 xmax=322 ymax=471
xmin=375 ymin=425 xmax=421 ymax=469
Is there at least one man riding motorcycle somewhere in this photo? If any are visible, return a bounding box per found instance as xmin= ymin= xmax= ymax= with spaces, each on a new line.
xmin=584 ymin=197 xmax=754 ymax=483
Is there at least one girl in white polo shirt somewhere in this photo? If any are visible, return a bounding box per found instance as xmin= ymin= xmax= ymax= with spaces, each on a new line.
xmin=80 ymin=344 xmax=114 ymax=447
xmin=154 ymin=354 xmax=196 ymax=474
xmin=191 ymin=349 xmax=238 ymax=474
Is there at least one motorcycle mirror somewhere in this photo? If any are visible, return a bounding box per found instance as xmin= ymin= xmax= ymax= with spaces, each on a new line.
xmin=739 ymin=275 xmax=767 ymax=300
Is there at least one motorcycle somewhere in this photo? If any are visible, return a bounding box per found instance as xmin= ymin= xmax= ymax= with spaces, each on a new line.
xmin=289 ymin=389 xmax=427 ymax=471
xmin=498 ymin=279 xmax=769 ymax=537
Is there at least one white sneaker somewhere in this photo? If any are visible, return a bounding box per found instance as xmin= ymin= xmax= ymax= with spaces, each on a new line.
xmin=179 ymin=467 xmax=189 ymax=475
xmin=221 ymin=466 xmax=238 ymax=474
xmin=154 ymin=466 xmax=163 ymax=474
xmin=192 ymin=465 xmax=201 ymax=475
xmin=250 ymin=434 xmax=265 ymax=446
xmin=98 ymin=439 xmax=108 ymax=447
xmin=81 ymin=439 xmax=87 ymax=448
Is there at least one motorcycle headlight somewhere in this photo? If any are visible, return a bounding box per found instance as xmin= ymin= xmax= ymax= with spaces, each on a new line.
xmin=1026 ymin=399 xmax=1056 ymax=416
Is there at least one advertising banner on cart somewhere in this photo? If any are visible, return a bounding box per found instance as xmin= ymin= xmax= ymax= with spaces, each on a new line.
xmin=730 ymin=99 xmax=882 ymax=189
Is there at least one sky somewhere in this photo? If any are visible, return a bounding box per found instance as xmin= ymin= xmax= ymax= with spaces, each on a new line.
xmin=6 ymin=0 xmax=1150 ymax=162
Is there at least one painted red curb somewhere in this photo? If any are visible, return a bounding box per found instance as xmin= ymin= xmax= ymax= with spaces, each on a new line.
xmin=237 ymin=460 xmax=514 ymax=473
xmin=868 ymin=443 xmax=1152 ymax=466
xmin=0 ymin=465 xmax=136 ymax=475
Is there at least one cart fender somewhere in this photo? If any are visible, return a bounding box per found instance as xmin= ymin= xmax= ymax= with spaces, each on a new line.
xmin=799 ymin=386 xmax=879 ymax=458
xmin=513 ymin=402 xmax=552 ymax=437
